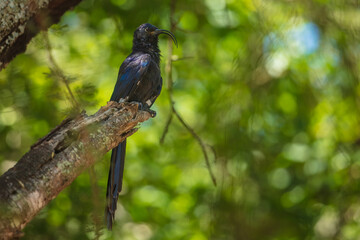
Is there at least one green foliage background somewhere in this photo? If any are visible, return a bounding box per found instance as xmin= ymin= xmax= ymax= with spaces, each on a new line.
xmin=1 ymin=0 xmax=360 ymax=239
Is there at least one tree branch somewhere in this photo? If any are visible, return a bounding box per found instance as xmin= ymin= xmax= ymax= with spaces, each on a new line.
xmin=0 ymin=0 xmax=83 ymax=71
xmin=0 ymin=101 xmax=151 ymax=239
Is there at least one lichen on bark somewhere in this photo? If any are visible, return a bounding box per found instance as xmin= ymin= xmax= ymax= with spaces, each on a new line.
xmin=0 ymin=0 xmax=82 ymax=70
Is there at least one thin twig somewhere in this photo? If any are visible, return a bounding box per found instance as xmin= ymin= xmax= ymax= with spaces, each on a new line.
xmin=171 ymin=56 xmax=195 ymax=62
xmin=159 ymin=112 xmax=173 ymax=144
xmin=160 ymin=0 xmax=176 ymax=143
xmin=206 ymin=144 xmax=218 ymax=163
xmin=42 ymin=31 xmax=80 ymax=111
xmin=172 ymin=107 xmax=217 ymax=186
xmin=160 ymin=0 xmax=217 ymax=186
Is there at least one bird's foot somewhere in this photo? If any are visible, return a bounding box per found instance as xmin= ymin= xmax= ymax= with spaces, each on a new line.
xmin=130 ymin=101 xmax=143 ymax=110
xmin=118 ymin=96 xmax=129 ymax=103
xmin=130 ymin=101 xmax=156 ymax=117
xmin=145 ymin=109 xmax=157 ymax=118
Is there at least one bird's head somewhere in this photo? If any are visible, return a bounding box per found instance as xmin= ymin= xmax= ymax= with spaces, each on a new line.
xmin=132 ymin=23 xmax=177 ymax=53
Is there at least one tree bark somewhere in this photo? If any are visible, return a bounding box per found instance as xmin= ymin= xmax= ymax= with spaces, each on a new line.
xmin=0 ymin=0 xmax=83 ymax=70
xmin=0 ymin=101 xmax=151 ymax=239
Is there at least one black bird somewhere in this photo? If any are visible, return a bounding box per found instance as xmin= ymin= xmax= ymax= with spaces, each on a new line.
xmin=106 ymin=23 xmax=177 ymax=230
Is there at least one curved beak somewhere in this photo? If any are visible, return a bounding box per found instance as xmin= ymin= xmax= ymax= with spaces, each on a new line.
xmin=154 ymin=29 xmax=178 ymax=47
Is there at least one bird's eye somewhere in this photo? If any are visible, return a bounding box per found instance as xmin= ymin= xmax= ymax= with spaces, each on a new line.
xmin=145 ymin=28 xmax=149 ymax=32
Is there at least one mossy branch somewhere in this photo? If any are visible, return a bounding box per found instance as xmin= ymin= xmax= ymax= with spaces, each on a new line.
xmin=0 ymin=102 xmax=151 ymax=240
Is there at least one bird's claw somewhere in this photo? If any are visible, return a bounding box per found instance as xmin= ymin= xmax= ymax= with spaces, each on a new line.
xmin=130 ymin=101 xmax=156 ymax=117
xmin=118 ymin=96 xmax=129 ymax=103
xmin=130 ymin=101 xmax=143 ymax=109
xmin=146 ymin=109 xmax=157 ymax=118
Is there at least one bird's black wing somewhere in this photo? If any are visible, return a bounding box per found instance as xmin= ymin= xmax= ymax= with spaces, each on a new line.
xmin=110 ymin=53 xmax=151 ymax=102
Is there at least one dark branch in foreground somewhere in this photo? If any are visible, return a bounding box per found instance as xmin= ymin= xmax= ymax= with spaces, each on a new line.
xmin=0 ymin=102 xmax=151 ymax=240
xmin=0 ymin=0 xmax=83 ymax=71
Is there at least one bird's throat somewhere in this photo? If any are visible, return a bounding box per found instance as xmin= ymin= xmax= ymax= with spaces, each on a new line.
xmin=132 ymin=41 xmax=161 ymax=64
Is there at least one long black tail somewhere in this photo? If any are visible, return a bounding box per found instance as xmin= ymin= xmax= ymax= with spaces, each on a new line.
xmin=105 ymin=139 xmax=127 ymax=230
